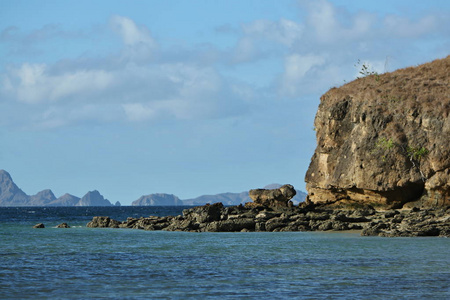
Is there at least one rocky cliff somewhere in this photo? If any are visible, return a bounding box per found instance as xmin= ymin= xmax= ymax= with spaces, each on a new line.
xmin=305 ymin=56 xmax=450 ymax=209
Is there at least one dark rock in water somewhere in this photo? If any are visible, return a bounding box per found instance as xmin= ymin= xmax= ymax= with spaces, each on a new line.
xmin=247 ymin=184 xmax=296 ymax=208
xmin=56 ymin=223 xmax=70 ymax=228
xmin=33 ymin=223 xmax=45 ymax=228
xmin=86 ymin=216 xmax=121 ymax=228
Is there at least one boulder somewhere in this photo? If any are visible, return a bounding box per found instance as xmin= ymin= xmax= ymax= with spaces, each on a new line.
xmin=182 ymin=202 xmax=224 ymax=223
xmin=56 ymin=222 xmax=70 ymax=228
xmin=33 ymin=223 xmax=45 ymax=228
xmin=248 ymin=184 xmax=296 ymax=208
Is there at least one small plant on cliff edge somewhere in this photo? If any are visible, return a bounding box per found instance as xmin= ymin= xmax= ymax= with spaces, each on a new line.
xmin=355 ymin=59 xmax=379 ymax=79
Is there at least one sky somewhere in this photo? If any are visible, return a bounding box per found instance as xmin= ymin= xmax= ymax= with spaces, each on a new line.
xmin=1 ymin=0 xmax=449 ymax=205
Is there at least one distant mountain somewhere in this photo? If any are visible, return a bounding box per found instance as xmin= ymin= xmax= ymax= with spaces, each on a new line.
xmin=0 ymin=170 xmax=307 ymax=207
xmin=0 ymin=170 xmax=29 ymax=206
xmin=132 ymin=194 xmax=183 ymax=206
xmin=49 ymin=193 xmax=81 ymax=206
xmin=29 ymin=189 xmax=56 ymax=206
xmin=76 ymin=190 xmax=113 ymax=206
xmin=0 ymin=169 xmax=115 ymax=207
xmin=183 ymin=191 xmax=250 ymax=206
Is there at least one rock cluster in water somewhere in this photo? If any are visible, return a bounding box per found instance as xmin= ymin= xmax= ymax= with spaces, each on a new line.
xmin=87 ymin=185 xmax=450 ymax=237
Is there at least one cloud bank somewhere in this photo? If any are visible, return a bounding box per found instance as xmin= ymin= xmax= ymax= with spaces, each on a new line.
xmin=1 ymin=0 xmax=448 ymax=129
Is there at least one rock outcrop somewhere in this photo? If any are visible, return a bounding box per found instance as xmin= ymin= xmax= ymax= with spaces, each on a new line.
xmin=247 ymin=184 xmax=296 ymax=208
xmin=56 ymin=222 xmax=70 ymax=228
xmin=87 ymin=216 xmax=121 ymax=228
xmin=305 ymin=56 xmax=450 ymax=209
xmin=86 ymin=202 xmax=450 ymax=237
xmin=86 ymin=183 xmax=450 ymax=237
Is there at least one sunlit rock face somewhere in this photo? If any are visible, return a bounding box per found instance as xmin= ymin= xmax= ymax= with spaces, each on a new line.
xmin=305 ymin=56 xmax=450 ymax=209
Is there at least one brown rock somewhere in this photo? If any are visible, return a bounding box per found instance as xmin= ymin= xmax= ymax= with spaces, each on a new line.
xmin=305 ymin=56 xmax=450 ymax=209
xmin=56 ymin=222 xmax=70 ymax=228
xmin=33 ymin=223 xmax=45 ymax=228
xmin=248 ymin=184 xmax=296 ymax=208
xmin=86 ymin=216 xmax=121 ymax=228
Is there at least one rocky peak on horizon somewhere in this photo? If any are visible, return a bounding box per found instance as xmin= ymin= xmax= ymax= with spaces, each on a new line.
xmin=50 ymin=193 xmax=81 ymax=206
xmin=0 ymin=170 xmax=115 ymax=206
xmin=132 ymin=193 xmax=183 ymax=206
xmin=0 ymin=169 xmax=29 ymax=206
xmin=305 ymin=55 xmax=450 ymax=209
xmin=76 ymin=190 xmax=113 ymax=207
xmin=29 ymin=189 xmax=56 ymax=206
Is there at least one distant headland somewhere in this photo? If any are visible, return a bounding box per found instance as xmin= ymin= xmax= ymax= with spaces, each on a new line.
xmin=0 ymin=169 xmax=306 ymax=206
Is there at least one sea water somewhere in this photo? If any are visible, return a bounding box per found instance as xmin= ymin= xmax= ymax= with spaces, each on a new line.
xmin=0 ymin=207 xmax=449 ymax=299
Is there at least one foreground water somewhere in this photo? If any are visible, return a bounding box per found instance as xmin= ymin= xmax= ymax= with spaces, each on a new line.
xmin=0 ymin=207 xmax=449 ymax=299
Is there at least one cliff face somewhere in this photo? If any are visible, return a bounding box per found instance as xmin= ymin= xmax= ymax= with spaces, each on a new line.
xmin=305 ymin=56 xmax=450 ymax=209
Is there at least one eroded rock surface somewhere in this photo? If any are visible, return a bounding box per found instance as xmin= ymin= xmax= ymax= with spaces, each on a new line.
xmin=305 ymin=56 xmax=450 ymax=209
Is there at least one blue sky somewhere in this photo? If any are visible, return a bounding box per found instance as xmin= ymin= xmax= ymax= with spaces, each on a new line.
xmin=1 ymin=0 xmax=449 ymax=205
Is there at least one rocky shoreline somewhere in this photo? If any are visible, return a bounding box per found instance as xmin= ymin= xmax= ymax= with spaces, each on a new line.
xmin=86 ymin=202 xmax=450 ymax=237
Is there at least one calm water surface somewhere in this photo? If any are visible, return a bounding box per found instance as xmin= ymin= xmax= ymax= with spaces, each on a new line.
xmin=0 ymin=207 xmax=449 ymax=299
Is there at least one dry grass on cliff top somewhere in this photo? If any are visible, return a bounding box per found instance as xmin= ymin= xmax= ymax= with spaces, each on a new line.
xmin=326 ymin=55 xmax=450 ymax=117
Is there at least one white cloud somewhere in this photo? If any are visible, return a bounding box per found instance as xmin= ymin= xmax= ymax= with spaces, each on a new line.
xmin=1 ymin=4 xmax=449 ymax=128
xmin=110 ymin=15 xmax=155 ymax=47
xmin=280 ymin=53 xmax=326 ymax=97
xmin=383 ymin=15 xmax=437 ymax=38
xmin=122 ymin=103 xmax=157 ymax=122
xmin=1 ymin=63 xmax=115 ymax=104
xmin=232 ymin=18 xmax=303 ymax=63
xmin=242 ymin=19 xmax=304 ymax=46
xmin=301 ymin=0 xmax=377 ymax=43
xmin=110 ymin=16 xmax=158 ymax=63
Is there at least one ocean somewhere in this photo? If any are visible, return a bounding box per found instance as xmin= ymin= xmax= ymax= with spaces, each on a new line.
xmin=1 ymin=207 xmax=449 ymax=299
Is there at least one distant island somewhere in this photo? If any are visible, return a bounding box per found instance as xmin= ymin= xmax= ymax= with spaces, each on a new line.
xmin=0 ymin=169 xmax=306 ymax=206
xmin=0 ymin=170 xmax=116 ymax=206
